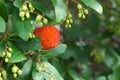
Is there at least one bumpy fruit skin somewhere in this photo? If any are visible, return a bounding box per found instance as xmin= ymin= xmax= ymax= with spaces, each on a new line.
xmin=34 ymin=26 xmax=60 ymax=50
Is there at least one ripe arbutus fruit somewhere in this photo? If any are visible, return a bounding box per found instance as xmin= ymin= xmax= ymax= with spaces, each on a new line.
xmin=34 ymin=26 xmax=60 ymax=50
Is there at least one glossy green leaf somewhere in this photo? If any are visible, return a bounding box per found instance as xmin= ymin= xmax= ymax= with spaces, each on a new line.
xmin=13 ymin=0 xmax=24 ymax=8
xmin=11 ymin=37 xmax=42 ymax=51
xmin=51 ymin=0 xmax=67 ymax=23
xmin=8 ymin=43 xmax=27 ymax=63
xmin=44 ymin=44 xmax=67 ymax=58
xmin=29 ymin=0 xmax=55 ymax=19
xmin=12 ymin=10 xmax=33 ymax=41
xmin=20 ymin=59 xmax=33 ymax=80
xmin=82 ymin=64 xmax=91 ymax=80
xmin=108 ymin=65 xmax=120 ymax=80
xmin=32 ymin=62 xmax=63 ymax=80
xmin=32 ymin=70 xmax=44 ymax=80
xmin=0 ymin=16 xmax=6 ymax=33
xmin=0 ymin=1 xmax=8 ymax=21
xmin=44 ymin=62 xmax=64 ymax=80
xmin=69 ymin=69 xmax=82 ymax=80
xmin=81 ymin=0 xmax=103 ymax=14
xmin=96 ymin=76 xmax=106 ymax=80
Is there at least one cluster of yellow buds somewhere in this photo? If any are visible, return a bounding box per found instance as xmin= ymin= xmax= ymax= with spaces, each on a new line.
xmin=49 ymin=75 xmax=54 ymax=80
xmin=19 ymin=2 xmax=35 ymax=21
xmin=35 ymin=14 xmax=48 ymax=27
xmin=77 ymin=4 xmax=89 ymax=19
xmin=37 ymin=63 xmax=54 ymax=80
xmin=29 ymin=32 xmax=35 ymax=39
xmin=64 ymin=12 xmax=73 ymax=28
xmin=90 ymin=49 xmax=105 ymax=63
xmin=12 ymin=65 xmax=22 ymax=78
xmin=0 ymin=70 xmax=7 ymax=80
xmin=0 ymin=47 xmax=12 ymax=63
xmin=37 ymin=63 xmax=47 ymax=72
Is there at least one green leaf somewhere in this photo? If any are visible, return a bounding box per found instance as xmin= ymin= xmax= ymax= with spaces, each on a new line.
xmin=20 ymin=59 xmax=33 ymax=80
xmin=32 ymin=62 xmax=63 ymax=80
xmin=11 ymin=37 xmax=42 ymax=51
xmin=13 ymin=0 xmax=24 ymax=8
xmin=69 ymin=69 xmax=82 ymax=80
xmin=12 ymin=10 xmax=33 ymax=41
xmin=29 ymin=0 xmax=55 ymax=19
xmin=96 ymin=76 xmax=106 ymax=80
xmin=44 ymin=62 xmax=64 ymax=80
xmin=81 ymin=0 xmax=103 ymax=14
xmin=51 ymin=0 xmax=67 ymax=23
xmin=44 ymin=44 xmax=67 ymax=58
xmin=0 ymin=1 xmax=8 ymax=21
xmin=8 ymin=43 xmax=27 ymax=63
xmin=0 ymin=16 xmax=6 ymax=33
xmin=108 ymin=65 xmax=120 ymax=80
xmin=82 ymin=64 xmax=91 ymax=80
xmin=32 ymin=70 xmax=44 ymax=80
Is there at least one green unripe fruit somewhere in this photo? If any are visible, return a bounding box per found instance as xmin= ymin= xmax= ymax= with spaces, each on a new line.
xmin=22 ymin=5 xmax=28 ymax=11
xmin=2 ymin=70 xmax=6 ymax=80
xmin=41 ymin=64 xmax=47 ymax=68
xmin=32 ymin=34 xmax=36 ymax=38
xmin=8 ymin=47 xmax=12 ymax=52
xmin=0 ymin=77 xmax=2 ymax=80
xmin=39 ymin=22 xmax=43 ymax=27
xmin=68 ymin=24 xmax=71 ymax=28
xmin=28 ymin=3 xmax=33 ymax=9
xmin=50 ymin=76 xmax=54 ymax=80
xmin=65 ymin=24 xmax=68 ymax=28
xmin=25 ymin=12 xmax=30 ymax=18
xmin=43 ymin=18 xmax=48 ymax=24
xmin=69 ymin=19 xmax=73 ymax=23
xmin=12 ymin=66 xmax=18 ymax=73
xmin=19 ymin=11 xmax=25 ymax=17
xmin=36 ymin=15 xmax=42 ymax=22
xmin=30 ymin=7 xmax=35 ymax=13
xmin=77 ymin=4 xmax=82 ymax=9
xmin=1 ymin=52 xmax=5 ymax=57
xmin=84 ymin=9 xmax=88 ymax=14
xmin=7 ymin=52 xmax=11 ymax=58
xmin=68 ymin=13 xmax=72 ymax=18
xmin=78 ymin=13 xmax=82 ymax=18
xmin=5 ymin=57 xmax=8 ymax=63
xmin=21 ymin=17 xmax=25 ymax=21
xmin=13 ymin=73 xmax=17 ymax=78
xmin=29 ymin=33 xmax=33 ymax=39
xmin=37 ymin=66 xmax=42 ymax=72
xmin=17 ymin=70 xmax=22 ymax=75
xmin=82 ymin=15 xmax=86 ymax=19
xmin=66 ymin=19 xmax=69 ymax=24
